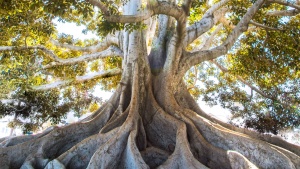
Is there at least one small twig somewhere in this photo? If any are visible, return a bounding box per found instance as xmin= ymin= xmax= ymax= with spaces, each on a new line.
xmin=250 ymin=20 xmax=284 ymax=31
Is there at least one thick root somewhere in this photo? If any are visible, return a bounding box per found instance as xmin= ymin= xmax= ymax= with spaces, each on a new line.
xmin=0 ymin=126 xmax=56 ymax=147
xmin=44 ymin=159 xmax=65 ymax=169
xmin=48 ymin=128 xmax=119 ymax=168
xmin=100 ymin=107 xmax=129 ymax=134
xmin=227 ymin=151 xmax=258 ymax=169
xmin=119 ymin=129 xmax=149 ymax=169
xmin=186 ymin=118 xmax=232 ymax=168
xmin=2 ymin=81 xmax=300 ymax=169
xmin=185 ymin=109 xmax=297 ymax=168
xmin=145 ymin=91 xmax=209 ymax=168
xmin=86 ymin=123 xmax=131 ymax=168
xmin=177 ymin=82 xmax=300 ymax=158
xmin=158 ymin=121 xmax=208 ymax=169
xmin=0 ymin=102 xmax=115 ymax=169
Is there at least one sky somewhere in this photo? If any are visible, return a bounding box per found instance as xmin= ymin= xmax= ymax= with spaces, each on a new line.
xmin=54 ymin=19 xmax=98 ymax=40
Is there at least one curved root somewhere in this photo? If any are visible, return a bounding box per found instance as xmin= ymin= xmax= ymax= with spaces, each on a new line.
xmin=0 ymin=126 xmax=56 ymax=147
xmin=227 ymin=151 xmax=258 ymax=169
xmin=177 ymin=82 xmax=300 ymax=158
xmin=158 ymin=121 xmax=208 ymax=169
xmin=119 ymin=129 xmax=148 ymax=168
xmin=1 ymin=80 xmax=300 ymax=169
xmin=185 ymin=109 xmax=297 ymax=168
xmin=46 ymin=127 xmax=119 ymax=168
xmin=0 ymin=102 xmax=116 ymax=169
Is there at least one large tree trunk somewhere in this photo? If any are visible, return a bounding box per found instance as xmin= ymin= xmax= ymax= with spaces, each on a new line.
xmin=1 ymin=34 xmax=300 ymax=169
xmin=1 ymin=0 xmax=300 ymax=168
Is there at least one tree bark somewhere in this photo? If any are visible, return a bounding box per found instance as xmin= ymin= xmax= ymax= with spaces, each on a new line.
xmin=1 ymin=31 xmax=299 ymax=169
xmin=1 ymin=0 xmax=300 ymax=168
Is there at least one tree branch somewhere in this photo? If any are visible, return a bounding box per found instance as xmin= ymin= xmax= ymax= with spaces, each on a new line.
xmin=86 ymin=0 xmax=110 ymax=15
xmin=0 ymin=44 xmax=123 ymax=69
xmin=200 ymin=24 xmax=223 ymax=50
xmin=43 ymin=46 xmax=123 ymax=69
xmin=185 ymin=0 xmax=229 ymax=45
xmin=219 ymin=17 xmax=235 ymax=29
xmin=50 ymin=34 xmax=119 ymax=52
xmin=267 ymin=0 xmax=300 ymax=10
xmin=160 ymin=0 xmax=196 ymax=74
xmin=249 ymin=20 xmax=284 ymax=31
xmin=203 ymin=0 xmax=229 ymax=18
xmin=87 ymin=0 xmax=185 ymax=23
xmin=267 ymin=9 xmax=299 ymax=16
xmin=182 ymin=0 xmax=193 ymax=16
xmin=32 ymin=68 xmax=122 ymax=91
xmin=176 ymin=0 xmax=194 ymax=44
xmin=0 ymin=46 xmax=61 ymax=61
xmin=86 ymin=0 xmax=153 ymax=23
xmin=165 ymin=1 xmax=228 ymax=76
xmin=179 ymin=0 xmax=266 ymax=76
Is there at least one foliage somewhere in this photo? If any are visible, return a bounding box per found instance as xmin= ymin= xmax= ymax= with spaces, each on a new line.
xmin=0 ymin=89 xmax=100 ymax=133
xmin=186 ymin=11 xmax=300 ymax=134
xmin=99 ymin=56 xmax=122 ymax=91
xmin=0 ymin=0 xmax=104 ymax=132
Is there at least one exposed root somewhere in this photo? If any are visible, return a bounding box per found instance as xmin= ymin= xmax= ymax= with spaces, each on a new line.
xmin=136 ymin=117 xmax=147 ymax=150
xmin=46 ymin=128 xmax=119 ymax=168
xmin=185 ymin=109 xmax=297 ymax=168
xmin=196 ymin=106 xmax=300 ymax=157
xmin=143 ymin=91 xmax=177 ymax=153
xmin=188 ymin=124 xmax=231 ymax=169
xmin=20 ymin=153 xmax=50 ymax=169
xmin=158 ymin=121 xmax=208 ymax=169
xmin=2 ymin=75 xmax=300 ymax=169
xmin=146 ymin=89 xmax=210 ymax=168
xmin=0 ymin=102 xmax=116 ymax=169
xmin=158 ymin=92 xmax=231 ymax=168
xmin=86 ymin=80 xmax=143 ymax=168
xmin=80 ymin=89 xmax=120 ymax=122
xmin=0 ymin=126 xmax=56 ymax=147
xmin=0 ymin=137 xmax=7 ymax=144
xmin=119 ymin=128 xmax=148 ymax=169
xmin=177 ymin=82 xmax=300 ymax=158
xmin=44 ymin=159 xmax=65 ymax=169
xmin=86 ymin=124 xmax=129 ymax=168
xmin=174 ymin=86 xmax=300 ymax=168
xmin=272 ymin=146 xmax=300 ymax=168
xmin=227 ymin=151 xmax=258 ymax=169
xmin=100 ymin=107 xmax=129 ymax=133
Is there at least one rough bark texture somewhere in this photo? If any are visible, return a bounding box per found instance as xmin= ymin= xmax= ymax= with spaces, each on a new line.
xmin=1 ymin=0 xmax=300 ymax=168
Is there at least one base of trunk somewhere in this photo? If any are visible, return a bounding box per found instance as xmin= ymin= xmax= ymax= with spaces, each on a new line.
xmin=1 ymin=81 xmax=300 ymax=169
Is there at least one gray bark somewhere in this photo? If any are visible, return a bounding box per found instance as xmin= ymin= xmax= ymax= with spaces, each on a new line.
xmin=1 ymin=0 xmax=300 ymax=168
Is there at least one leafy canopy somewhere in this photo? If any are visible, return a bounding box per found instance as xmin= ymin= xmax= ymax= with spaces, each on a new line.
xmin=186 ymin=1 xmax=300 ymax=134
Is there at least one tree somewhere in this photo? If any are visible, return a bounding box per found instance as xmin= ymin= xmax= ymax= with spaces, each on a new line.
xmin=0 ymin=0 xmax=300 ymax=168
